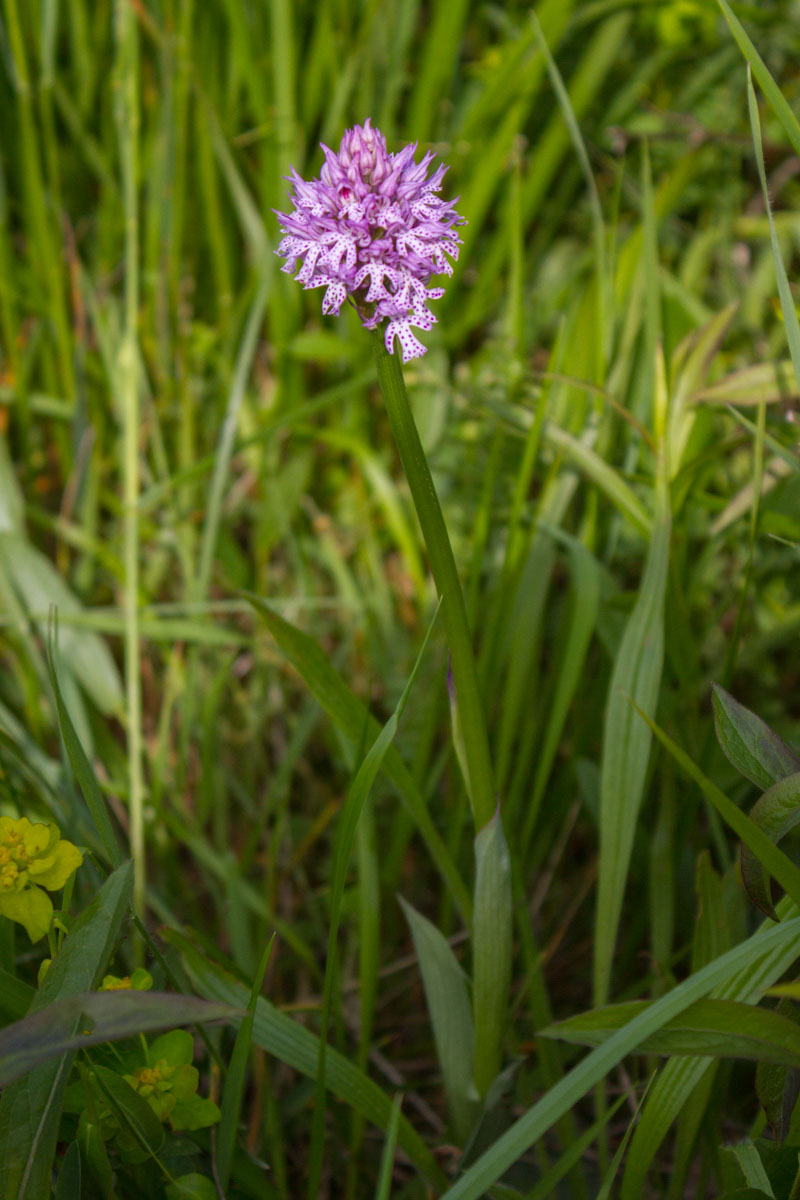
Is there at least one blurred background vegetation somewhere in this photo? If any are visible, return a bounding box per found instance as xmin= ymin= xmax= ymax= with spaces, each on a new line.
xmin=2 ymin=0 xmax=800 ymax=1194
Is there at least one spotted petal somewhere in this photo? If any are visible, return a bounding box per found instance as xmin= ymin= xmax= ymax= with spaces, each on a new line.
xmin=322 ymin=280 xmax=347 ymax=315
xmin=385 ymin=319 xmax=426 ymax=362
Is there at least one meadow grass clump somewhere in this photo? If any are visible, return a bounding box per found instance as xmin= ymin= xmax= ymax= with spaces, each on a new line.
xmin=1 ymin=2 xmax=800 ymax=1197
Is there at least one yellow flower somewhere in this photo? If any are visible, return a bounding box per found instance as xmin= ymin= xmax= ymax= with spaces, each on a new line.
xmin=99 ymin=968 xmax=153 ymax=992
xmin=0 ymin=817 xmax=83 ymax=942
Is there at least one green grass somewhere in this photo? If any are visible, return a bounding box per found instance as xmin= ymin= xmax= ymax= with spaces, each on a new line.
xmin=2 ymin=1 xmax=800 ymax=1196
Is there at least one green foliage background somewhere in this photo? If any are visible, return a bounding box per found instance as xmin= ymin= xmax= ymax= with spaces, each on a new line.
xmin=2 ymin=0 xmax=800 ymax=1195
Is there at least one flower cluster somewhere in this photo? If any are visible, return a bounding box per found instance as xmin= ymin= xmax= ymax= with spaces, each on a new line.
xmin=121 ymin=1031 xmax=220 ymax=1135
xmin=0 ymin=816 xmax=83 ymax=942
xmin=75 ymin=1028 xmax=220 ymax=1167
xmin=275 ymin=119 xmax=466 ymax=362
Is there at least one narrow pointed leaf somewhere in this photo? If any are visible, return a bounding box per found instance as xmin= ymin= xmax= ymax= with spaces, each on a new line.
xmin=712 ymin=684 xmax=800 ymax=791
xmin=399 ymin=896 xmax=477 ymax=1142
xmin=473 ymin=809 xmax=513 ymax=1097
xmin=717 ymin=0 xmax=800 ymax=157
xmin=594 ymin=507 xmax=670 ymax=1005
xmin=542 ymin=996 xmax=800 ymax=1065
xmin=0 ymin=991 xmax=239 ymax=1087
xmin=48 ymin=652 xmax=124 ymax=868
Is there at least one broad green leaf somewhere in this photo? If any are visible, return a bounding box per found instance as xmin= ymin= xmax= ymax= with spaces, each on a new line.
xmin=0 ymin=990 xmax=239 ymax=1087
xmin=541 ymin=996 xmax=800 ymax=1065
xmin=473 ymin=809 xmax=512 ymax=1097
xmin=0 ymin=862 xmax=133 ymax=1200
xmin=594 ymin=507 xmax=670 ymax=1005
xmin=247 ymin=595 xmax=471 ymax=923
xmin=712 ymin=685 xmax=800 ymax=791
xmin=175 ymin=934 xmax=448 ymax=1192
xmin=399 ymin=896 xmax=477 ymax=1143
xmin=742 ymin=774 xmax=800 ymax=919
xmin=438 ymin=916 xmax=800 ymax=1200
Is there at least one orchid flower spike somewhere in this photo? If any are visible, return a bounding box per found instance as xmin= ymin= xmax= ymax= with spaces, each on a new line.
xmin=275 ymin=119 xmax=466 ymax=362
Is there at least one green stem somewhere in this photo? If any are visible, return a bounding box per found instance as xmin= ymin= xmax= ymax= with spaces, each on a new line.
xmin=115 ymin=0 xmax=144 ymax=921
xmin=372 ymin=331 xmax=495 ymax=830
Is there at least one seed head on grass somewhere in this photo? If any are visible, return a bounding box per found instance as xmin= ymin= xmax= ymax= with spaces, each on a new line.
xmin=275 ymin=119 xmax=466 ymax=361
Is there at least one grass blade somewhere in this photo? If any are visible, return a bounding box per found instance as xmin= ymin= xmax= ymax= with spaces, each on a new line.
xmin=472 ymin=809 xmax=512 ymax=1098
xmin=373 ymin=1093 xmax=403 ymax=1200
xmin=47 ymin=649 xmax=124 ymax=868
xmin=717 ymin=0 xmax=800 ymax=157
xmin=746 ymin=65 xmax=800 ymax=394
xmin=399 ymin=896 xmax=477 ymax=1142
xmin=215 ymin=936 xmax=274 ymax=1190
xmin=594 ymin=506 xmax=670 ymax=1006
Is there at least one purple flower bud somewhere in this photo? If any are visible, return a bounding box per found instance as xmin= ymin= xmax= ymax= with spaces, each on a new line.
xmin=275 ymin=121 xmax=466 ymax=363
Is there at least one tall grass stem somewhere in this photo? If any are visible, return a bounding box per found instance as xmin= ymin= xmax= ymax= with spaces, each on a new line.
xmin=115 ymin=0 xmax=144 ymax=919
xmin=371 ymin=331 xmax=495 ymax=830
